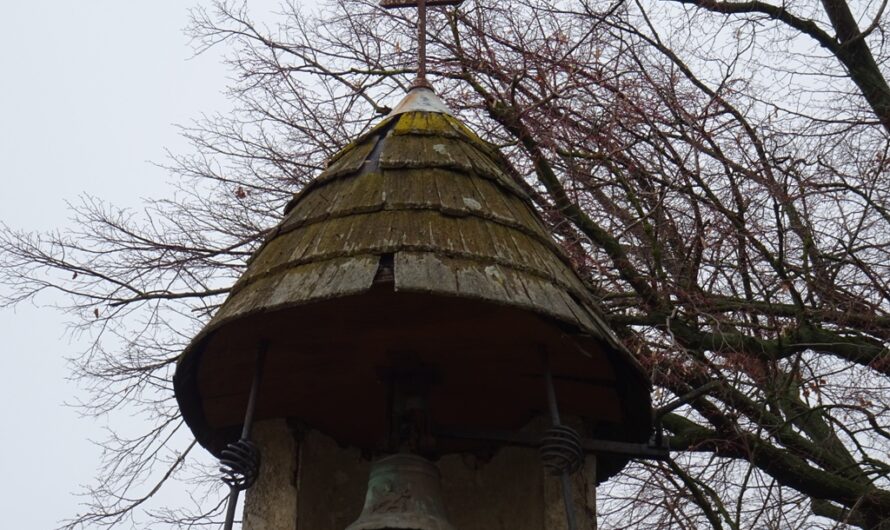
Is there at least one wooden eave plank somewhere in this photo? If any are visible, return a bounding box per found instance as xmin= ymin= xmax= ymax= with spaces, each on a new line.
xmin=506 ymin=229 xmax=558 ymax=281
xmin=489 ymin=263 xmax=535 ymax=309
xmin=523 ymin=237 xmax=579 ymax=288
xmin=281 ymin=177 xmax=347 ymax=231
xmin=399 ymin=210 xmax=437 ymax=247
xmin=455 ymin=140 xmax=526 ymax=197
xmin=393 ymin=251 xmax=458 ymax=293
xmin=320 ymin=135 xmax=378 ymax=181
xmin=379 ymin=135 xmax=473 ymax=173
xmin=265 ymin=263 xmax=323 ymax=307
xmin=382 ymin=168 xmax=440 ymax=209
xmin=469 ymin=177 xmax=519 ymax=224
xmin=434 ymin=168 xmax=471 ymax=216
xmin=555 ymin=289 xmax=597 ymax=332
xmin=516 ymin=274 xmax=579 ymax=324
xmin=310 ymin=216 xmax=358 ymax=257
xmin=321 ymin=255 xmax=380 ymax=297
xmin=306 ymin=257 xmax=369 ymax=300
xmin=287 ymin=220 xmax=329 ymax=263
xmin=454 ymin=216 xmax=496 ymax=258
xmin=453 ymin=259 xmax=511 ymax=303
xmin=392 ymin=252 xmax=581 ymax=330
xmin=329 ymin=171 xmax=386 ymax=216
xmin=213 ymin=274 xmax=283 ymax=323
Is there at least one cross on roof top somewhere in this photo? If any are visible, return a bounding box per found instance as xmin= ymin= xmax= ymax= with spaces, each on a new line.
xmin=381 ymin=0 xmax=464 ymax=89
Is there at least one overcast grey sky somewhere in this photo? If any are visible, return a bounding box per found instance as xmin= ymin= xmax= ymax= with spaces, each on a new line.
xmin=0 ymin=2 xmax=278 ymax=527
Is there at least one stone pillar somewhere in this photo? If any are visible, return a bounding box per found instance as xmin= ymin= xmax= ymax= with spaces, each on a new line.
xmin=439 ymin=448 xmax=596 ymax=529
xmin=243 ymin=420 xmax=299 ymax=530
xmin=244 ymin=422 xmax=597 ymax=530
xmin=543 ymin=456 xmax=597 ymax=530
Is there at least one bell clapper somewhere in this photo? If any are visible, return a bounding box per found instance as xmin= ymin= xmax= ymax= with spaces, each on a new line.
xmin=379 ymin=357 xmax=438 ymax=455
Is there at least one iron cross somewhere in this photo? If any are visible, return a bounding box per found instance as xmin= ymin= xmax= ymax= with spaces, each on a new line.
xmin=381 ymin=0 xmax=464 ymax=88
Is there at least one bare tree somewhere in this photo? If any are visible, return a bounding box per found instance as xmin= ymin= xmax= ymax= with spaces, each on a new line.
xmin=2 ymin=0 xmax=889 ymax=528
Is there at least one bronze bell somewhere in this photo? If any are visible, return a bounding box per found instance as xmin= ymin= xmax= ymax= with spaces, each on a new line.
xmin=346 ymin=454 xmax=455 ymax=530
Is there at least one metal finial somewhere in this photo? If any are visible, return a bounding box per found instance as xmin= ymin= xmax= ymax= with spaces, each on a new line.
xmin=381 ymin=0 xmax=464 ymax=89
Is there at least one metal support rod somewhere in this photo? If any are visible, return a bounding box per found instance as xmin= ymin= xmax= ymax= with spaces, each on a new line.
xmin=416 ymin=0 xmax=427 ymax=85
xmin=431 ymin=426 xmax=669 ymax=459
xmin=654 ymin=381 xmax=719 ymax=418
xmin=222 ymin=342 xmax=268 ymax=530
xmin=652 ymin=381 xmax=719 ymax=445
xmin=543 ymin=354 xmax=578 ymax=530
xmin=544 ymin=363 xmax=562 ymax=426
xmin=559 ymin=474 xmax=578 ymax=530
xmin=241 ymin=345 xmax=267 ymax=440
xmin=223 ymin=483 xmax=240 ymax=530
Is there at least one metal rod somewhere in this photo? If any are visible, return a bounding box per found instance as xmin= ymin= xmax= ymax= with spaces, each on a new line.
xmin=544 ymin=360 xmax=562 ymax=426
xmin=417 ymin=0 xmax=426 ymax=84
xmin=380 ymin=0 xmax=465 ymax=89
xmin=560 ymin=473 xmax=579 ymax=530
xmin=543 ymin=353 xmax=577 ymax=530
xmin=654 ymin=381 xmax=719 ymax=418
xmin=652 ymin=381 xmax=718 ymax=446
xmin=222 ymin=342 xmax=268 ymax=530
xmin=223 ymin=489 xmax=239 ymax=530
xmin=431 ymin=426 xmax=669 ymax=458
xmin=409 ymin=0 xmax=432 ymax=88
xmin=240 ymin=343 xmax=268 ymax=439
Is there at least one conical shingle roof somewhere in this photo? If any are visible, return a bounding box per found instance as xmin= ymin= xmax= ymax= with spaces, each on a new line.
xmin=219 ymin=89 xmax=626 ymax=344
xmin=174 ymin=88 xmax=651 ymax=482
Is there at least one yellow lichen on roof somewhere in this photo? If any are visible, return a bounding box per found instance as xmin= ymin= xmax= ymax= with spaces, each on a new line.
xmin=392 ymin=111 xmax=460 ymax=137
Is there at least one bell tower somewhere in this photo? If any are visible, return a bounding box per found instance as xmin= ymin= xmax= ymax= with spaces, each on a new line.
xmin=173 ymin=2 xmax=664 ymax=528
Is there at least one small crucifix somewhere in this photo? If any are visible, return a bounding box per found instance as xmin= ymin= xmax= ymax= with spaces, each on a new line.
xmin=381 ymin=0 xmax=464 ymax=89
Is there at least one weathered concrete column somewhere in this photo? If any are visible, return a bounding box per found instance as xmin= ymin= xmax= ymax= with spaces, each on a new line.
xmin=543 ymin=456 xmax=597 ymax=530
xmin=440 ymin=448 xmax=596 ymax=530
xmin=243 ymin=420 xmax=299 ymax=530
xmin=245 ymin=424 xmax=597 ymax=530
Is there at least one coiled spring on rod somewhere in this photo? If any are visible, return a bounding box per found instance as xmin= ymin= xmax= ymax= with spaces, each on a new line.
xmin=540 ymin=424 xmax=584 ymax=476
xmin=221 ymin=343 xmax=267 ymax=530
xmin=220 ymin=438 xmax=262 ymax=491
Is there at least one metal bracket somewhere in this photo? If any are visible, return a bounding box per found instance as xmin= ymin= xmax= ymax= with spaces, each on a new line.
xmin=652 ymin=381 xmax=719 ymax=446
xmin=431 ymin=426 xmax=670 ymax=459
